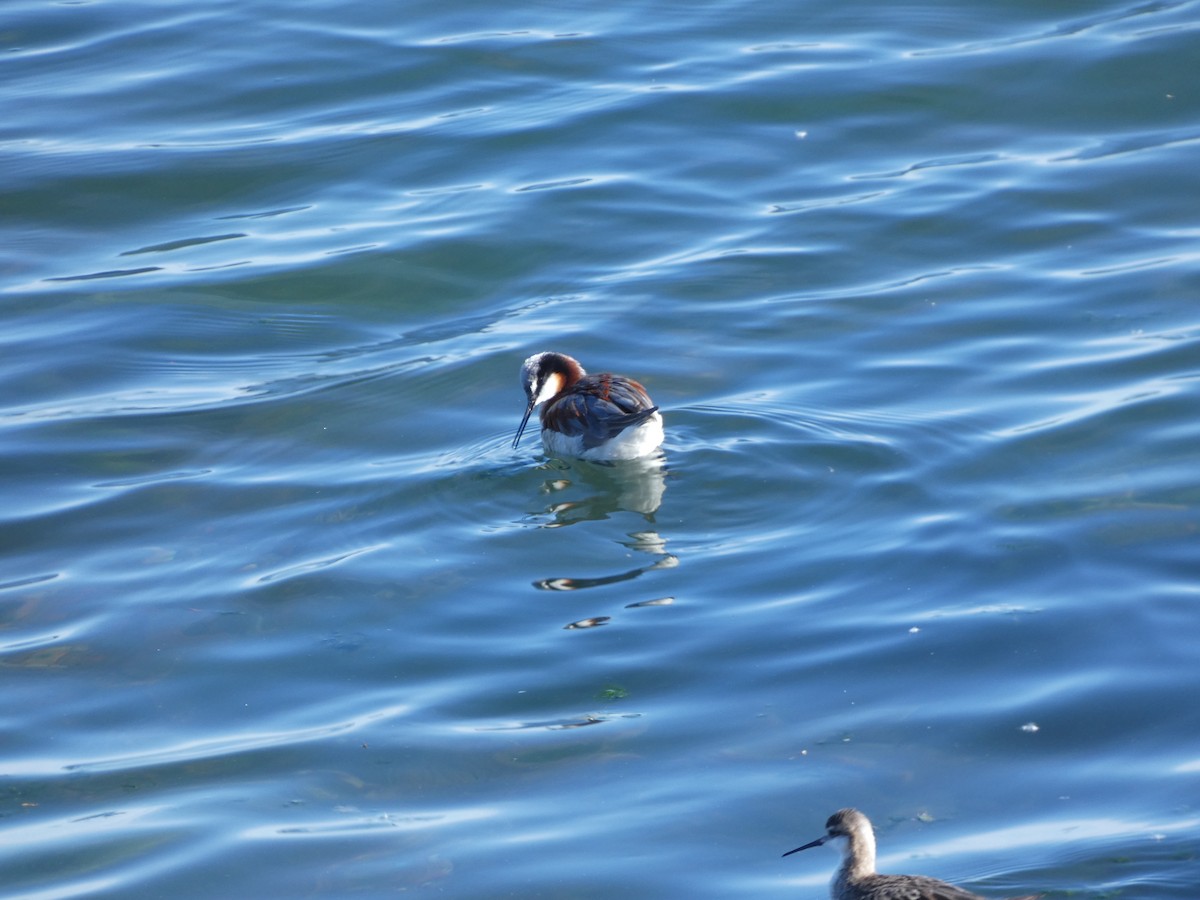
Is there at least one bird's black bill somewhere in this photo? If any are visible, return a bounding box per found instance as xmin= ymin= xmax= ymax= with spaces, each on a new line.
xmin=512 ymin=399 xmax=537 ymax=449
xmin=781 ymin=837 xmax=825 ymax=857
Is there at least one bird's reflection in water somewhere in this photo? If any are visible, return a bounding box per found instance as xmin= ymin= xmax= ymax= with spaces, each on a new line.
xmin=492 ymin=456 xmax=679 ymax=732
xmin=535 ymin=454 xmax=667 ymax=526
xmin=533 ymin=547 xmax=677 ymax=592
xmin=527 ymin=456 xmax=677 ymax=625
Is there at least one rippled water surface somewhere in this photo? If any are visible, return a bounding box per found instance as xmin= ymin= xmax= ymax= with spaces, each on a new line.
xmin=3 ymin=1 xmax=1199 ymax=897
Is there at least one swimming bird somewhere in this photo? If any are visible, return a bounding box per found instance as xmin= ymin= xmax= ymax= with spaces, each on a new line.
xmin=512 ymin=351 xmax=663 ymax=461
xmin=783 ymin=808 xmax=1041 ymax=900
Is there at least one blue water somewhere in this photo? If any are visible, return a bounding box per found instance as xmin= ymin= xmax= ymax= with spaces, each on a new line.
xmin=2 ymin=1 xmax=1198 ymax=897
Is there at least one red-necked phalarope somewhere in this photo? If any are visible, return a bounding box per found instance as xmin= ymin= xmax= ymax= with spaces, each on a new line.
xmin=512 ymin=351 xmax=663 ymax=461
xmin=784 ymin=809 xmax=1042 ymax=900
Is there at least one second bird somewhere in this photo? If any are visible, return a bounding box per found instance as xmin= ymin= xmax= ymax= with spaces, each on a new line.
xmin=783 ymin=808 xmax=1042 ymax=900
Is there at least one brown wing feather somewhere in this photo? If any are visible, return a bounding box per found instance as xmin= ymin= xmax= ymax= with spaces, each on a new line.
xmin=542 ymin=374 xmax=658 ymax=449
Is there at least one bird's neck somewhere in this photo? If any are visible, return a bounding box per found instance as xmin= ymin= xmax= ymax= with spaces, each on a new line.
xmin=838 ymin=830 xmax=876 ymax=884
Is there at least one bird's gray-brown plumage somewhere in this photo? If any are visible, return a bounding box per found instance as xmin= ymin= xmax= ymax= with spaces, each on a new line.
xmin=783 ymin=808 xmax=1042 ymax=900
